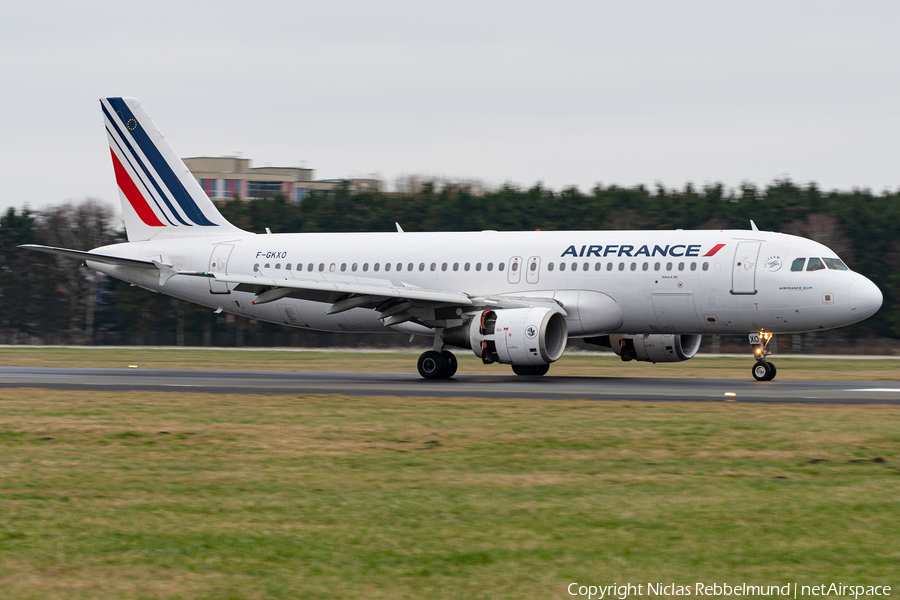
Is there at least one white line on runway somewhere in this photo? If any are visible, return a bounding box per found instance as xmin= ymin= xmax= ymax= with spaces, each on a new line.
xmin=845 ymin=388 xmax=900 ymax=392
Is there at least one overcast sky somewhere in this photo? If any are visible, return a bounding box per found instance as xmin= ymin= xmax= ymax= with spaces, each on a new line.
xmin=2 ymin=1 xmax=899 ymax=213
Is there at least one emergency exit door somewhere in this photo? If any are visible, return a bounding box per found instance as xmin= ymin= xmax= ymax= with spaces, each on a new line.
xmin=208 ymin=244 xmax=234 ymax=294
xmin=731 ymin=241 xmax=760 ymax=295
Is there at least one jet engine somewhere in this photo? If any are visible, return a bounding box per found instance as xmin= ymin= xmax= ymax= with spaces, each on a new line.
xmin=586 ymin=333 xmax=702 ymax=363
xmin=443 ymin=307 xmax=568 ymax=366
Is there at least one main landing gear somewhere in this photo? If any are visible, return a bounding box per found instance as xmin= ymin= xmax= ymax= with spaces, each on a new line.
xmin=417 ymin=350 xmax=458 ymax=379
xmin=512 ymin=364 xmax=550 ymax=376
xmin=750 ymin=329 xmax=777 ymax=381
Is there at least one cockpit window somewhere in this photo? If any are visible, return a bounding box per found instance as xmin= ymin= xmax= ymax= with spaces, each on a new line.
xmin=806 ymin=257 xmax=826 ymax=271
xmin=790 ymin=258 xmax=806 ymax=272
xmin=823 ymin=257 xmax=849 ymax=271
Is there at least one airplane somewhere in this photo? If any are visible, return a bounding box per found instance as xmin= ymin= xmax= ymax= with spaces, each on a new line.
xmin=21 ymin=97 xmax=884 ymax=381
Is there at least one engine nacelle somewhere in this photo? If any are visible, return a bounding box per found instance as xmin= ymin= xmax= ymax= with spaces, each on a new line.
xmin=587 ymin=333 xmax=702 ymax=363
xmin=443 ymin=307 xmax=568 ymax=366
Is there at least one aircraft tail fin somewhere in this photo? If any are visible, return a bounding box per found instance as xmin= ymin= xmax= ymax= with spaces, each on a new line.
xmin=101 ymin=97 xmax=246 ymax=242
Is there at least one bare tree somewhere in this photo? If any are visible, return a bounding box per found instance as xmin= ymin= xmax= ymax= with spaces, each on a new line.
xmin=36 ymin=200 xmax=119 ymax=343
xmin=780 ymin=213 xmax=855 ymax=265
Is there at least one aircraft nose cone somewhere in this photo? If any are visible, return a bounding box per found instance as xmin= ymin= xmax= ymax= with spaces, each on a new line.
xmin=849 ymin=277 xmax=883 ymax=321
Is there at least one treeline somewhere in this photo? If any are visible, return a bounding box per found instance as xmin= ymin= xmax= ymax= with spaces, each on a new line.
xmin=1 ymin=180 xmax=897 ymax=348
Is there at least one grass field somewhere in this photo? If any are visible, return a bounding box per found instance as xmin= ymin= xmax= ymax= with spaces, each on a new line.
xmin=1 ymin=388 xmax=899 ymax=599
xmin=1 ymin=346 xmax=898 ymax=380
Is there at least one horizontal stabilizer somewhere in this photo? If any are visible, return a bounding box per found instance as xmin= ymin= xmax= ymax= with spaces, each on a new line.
xmin=19 ymin=245 xmax=156 ymax=269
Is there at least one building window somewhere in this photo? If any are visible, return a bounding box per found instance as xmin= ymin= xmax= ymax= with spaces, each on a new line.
xmin=247 ymin=181 xmax=283 ymax=198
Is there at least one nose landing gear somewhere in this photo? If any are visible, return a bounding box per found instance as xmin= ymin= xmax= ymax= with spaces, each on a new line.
xmin=750 ymin=330 xmax=777 ymax=381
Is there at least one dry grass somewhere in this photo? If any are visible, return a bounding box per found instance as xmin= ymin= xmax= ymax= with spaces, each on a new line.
xmin=1 ymin=388 xmax=899 ymax=598
xmin=1 ymin=346 xmax=898 ymax=380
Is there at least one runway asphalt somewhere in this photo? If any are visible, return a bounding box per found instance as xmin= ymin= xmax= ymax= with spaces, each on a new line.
xmin=1 ymin=366 xmax=899 ymax=404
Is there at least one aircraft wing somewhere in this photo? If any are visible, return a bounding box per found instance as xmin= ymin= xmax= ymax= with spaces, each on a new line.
xmin=209 ymin=271 xmax=563 ymax=327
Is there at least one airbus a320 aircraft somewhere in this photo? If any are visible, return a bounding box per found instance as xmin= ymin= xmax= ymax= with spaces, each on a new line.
xmin=22 ymin=98 xmax=884 ymax=381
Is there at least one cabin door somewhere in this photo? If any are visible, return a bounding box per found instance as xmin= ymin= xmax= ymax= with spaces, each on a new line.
xmin=526 ymin=256 xmax=541 ymax=284
xmin=208 ymin=244 xmax=234 ymax=294
xmin=731 ymin=241 xmax=761 ymax=295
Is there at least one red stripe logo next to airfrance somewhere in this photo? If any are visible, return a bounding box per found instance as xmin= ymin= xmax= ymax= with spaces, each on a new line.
xmin=109 ymin=148 xmax=165 ymax=227
xmin=703 ymin=243 xmax=726 ymax=257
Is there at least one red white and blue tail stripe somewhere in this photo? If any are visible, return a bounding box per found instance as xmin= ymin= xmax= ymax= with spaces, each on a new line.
xmin=102 ymin=97 xmax=242 ymax=241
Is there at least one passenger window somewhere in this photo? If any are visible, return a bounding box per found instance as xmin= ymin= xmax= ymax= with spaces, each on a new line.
xmin=583 ymin=262 xmax=589 ymax=271
xmin=606 ymin=263 xmax=613 ymax=271
xmin=823 ymin=257 xmax=849 ymax=271
xmin=548 ymin=262 xmax=554 ymax=271
xmin=264 ymin=263 xmax=270 ymax=269
xmin=396 ymin=263 xmax=402 ymax=271
xmin=407 ymin=263 xmax=413 ymax=271
xmin=465 ymin=263 xmax=471 ymax=271
xmin=286 ymin=264 xmax=292 ymax=270
xmin=453 ymin=262 xmax=459 ymax=271
xmin=678 ymin=262 xmax=684 ymax=271
xmin=363 ymin=263 xmax=369 ymax=272
xmin=487 ymin=262 xmax=493 ymax=271
xmin=654 ymin=262 xmax=660 ymax=271
xmin=318 ymin=263 xmax=324 ymax=272
xmin=374 ymin=263 xmax=380 ymax=272
xmin=341 ymin=263 xmax=346 ymax=272
xmin=702 ymin=262 xmax=709 ymax=271
xmin=666 ymin=262 xmax=673 ymax=271
xmin=530 ymin=262 xmax=537 ymax=272
xmin=560 ymin=262 xmax=566 ymax=272
xmin=329 ymin=263 xmax=336 ymax=272
xmin=630 ymin=262 xmax=636 ymax=271
xmin=384 ymin=263 xmax=391 ymax=272
xmin=594 ymin=262 xmax=601 ymax=271
xmin=253 ymin=263 xmax=259 ymax=272
xmin=476 ymin=263 xmax=482 ymax=271
xmin=807 ymin=257 xmax=826 ymax=271
xmin=352 ymin=263 xmax=358 ymax=272
xmin=499 ymin=262 xmax=505 ymax=271
xmin=275 ymin=263 xmax=281 ymax=269
xmin=618 ymin=262 xmax=625 ymax=271
xmin=430 ymin=263 xmax=436 ymax=271
xmin=419 ymin=263 xmax=425 ymax=271
xmin=690 ymin=262 xmax=696 ymax=271
xmin=791 ymin=258 xmax=806 ymax=272
xmin=511 ymin=262 xmax=519 ymax=272
xmin=571 ymin=262 xmax=577 ymax=271
xmin=441 ymin=263 xmax=448 ymax=271
xmin=307 ymin=263 xmax=313 ymax=272
xmin=642 ymin=262 xmax=648 ymax=271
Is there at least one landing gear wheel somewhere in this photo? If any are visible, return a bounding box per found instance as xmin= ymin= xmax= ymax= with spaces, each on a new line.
xmin=512 ymin=364 xmax=550 ymax=377
xmin=440 ymin=351 xmax=458 ymax=378
xmin=417 ymin=351 xmax=446 ymax=379
xmin=752 ymin=361 xmax=775 ymax=382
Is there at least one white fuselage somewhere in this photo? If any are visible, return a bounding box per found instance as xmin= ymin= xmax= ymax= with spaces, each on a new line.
xmin=89 ymin=229 xmax=882 ymax=338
